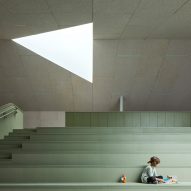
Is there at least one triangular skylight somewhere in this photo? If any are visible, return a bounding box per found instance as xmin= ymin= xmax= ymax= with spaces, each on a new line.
xmin=12 ymin=23 xmax=93 ymax=82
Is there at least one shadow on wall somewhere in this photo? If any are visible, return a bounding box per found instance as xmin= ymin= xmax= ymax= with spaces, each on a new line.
xmin=24 ymin=111 xmax=65 ymax=129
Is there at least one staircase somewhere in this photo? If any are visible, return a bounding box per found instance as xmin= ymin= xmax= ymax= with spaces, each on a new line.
xmin=0 ymin=127 xmax=191 ymax=190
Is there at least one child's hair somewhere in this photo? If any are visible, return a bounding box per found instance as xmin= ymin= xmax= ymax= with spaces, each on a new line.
xmin=147 ymin=156 xmax=160 ymax=166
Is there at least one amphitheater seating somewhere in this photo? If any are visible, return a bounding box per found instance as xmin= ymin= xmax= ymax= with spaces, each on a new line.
xmin=0 ymin=127 xmax=191 ymax=190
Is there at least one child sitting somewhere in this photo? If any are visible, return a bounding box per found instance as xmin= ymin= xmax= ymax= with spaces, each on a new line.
xmin=141 ymin=156 xmax=164 ymax=184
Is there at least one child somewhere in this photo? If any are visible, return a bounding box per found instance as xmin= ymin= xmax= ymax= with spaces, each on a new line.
xmin=141 ymin=156 xmax=164 ymax=184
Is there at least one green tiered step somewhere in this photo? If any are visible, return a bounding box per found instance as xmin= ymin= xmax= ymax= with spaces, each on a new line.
xmin=20 ymin=142 xmax=191 ymax=153
xmin=0 ymin=127 xmax=191 ymax=191
xmin=12 ymin=127 xmax=191 ymax=133
xmin=1 ymin=182 xmax=191 ymax=191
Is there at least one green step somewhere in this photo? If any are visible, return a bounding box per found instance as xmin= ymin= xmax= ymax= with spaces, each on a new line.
xmin=36 ymin=127 xmax=191 ymax=133
xmin=11 ymin=127 xmax=191 ymax=135
xmin=1 ymin=139 xmax=191 ymax=145
xmin=4 ymin=136 xmax=30 ymax=141
xmin=9 ymin=132 xmax=191 ymax=138
xmin=21 ymin=142 xmax=191 ymax=153
xmin=0 ymin=152 xmax=11 ymax=159
xmin=11 ymin=153 xmax=191 ymax=167
xmin=0 ymin=149 xmax=22 ymax=153
xmin=9 ymin=132 xmax=191 ymax=137
xmin=12 ymin=129 xmax=36 ymax=133
xmin=0 ymin=159 xmax=12 ymax=164
xmin=28 ymin=134 xmax=191 ymax=142
xmin=0 ymin=182 xmax=191 ymax=191
xmin=0 ymin=140 xmax=29 ymax=144
xmin=11 ymin=150 xmax=191 ymax=154
xmin=0 ymin=166 xmax=189 ymax=182
xmin=0 ymin=144 xmax=21 ymax=149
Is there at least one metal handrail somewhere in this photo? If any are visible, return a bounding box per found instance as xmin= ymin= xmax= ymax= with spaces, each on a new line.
xmin=0 ymin=103 xmax=22 ymax=119
xmin=0 ymin=106 xmax=16 ymax=115
xmin=0 ymin=110 xmax=17 ymax=119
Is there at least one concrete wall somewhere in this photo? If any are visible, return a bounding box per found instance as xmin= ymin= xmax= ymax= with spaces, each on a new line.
xmin=24 ymin=111 xmax=65 ymax=129
xmin=0 ymin=110 xmax=23 ymax=139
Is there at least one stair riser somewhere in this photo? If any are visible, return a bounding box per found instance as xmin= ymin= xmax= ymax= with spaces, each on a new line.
xmin=36 ymin=128 xmax=191 ymax=134
xmin=0 ymin=167 xmax=189 ymax=182
xmin=21 ymin=143 xmax=191 ymax=153
xmin=28 ymin=134 xmax=191 ymax=142
xmin=11 ymin=153 xmax=191 ymax=167
xmin=11 ymin=128 xmax=191 ymax=135
xmin=12 ymin=129 xmax=35 ymax=133
xmin=0 ymin=187 xmax=187 ymax=191
xmin=0 ymin=145 xmax=20 ymax=149
xmin=4 ymin=137 xmax=29 ymax=141
xmin=0 ymin=155 xmax=11 ymax=159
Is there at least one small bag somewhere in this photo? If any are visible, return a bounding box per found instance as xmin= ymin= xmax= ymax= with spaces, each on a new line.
xmin=120 ymin=175 xmax=127 ymax=183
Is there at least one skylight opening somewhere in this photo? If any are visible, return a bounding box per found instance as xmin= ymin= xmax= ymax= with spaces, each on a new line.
xmin=12 ymin=23 xmax=93 ymax=83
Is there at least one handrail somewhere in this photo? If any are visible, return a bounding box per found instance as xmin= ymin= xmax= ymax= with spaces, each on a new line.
xmin=0 ymin=103 xmax=22 ymax=119
xmin=0 ymin=106 xmax=16 ymax=116
xmin=0 ymin=110 xmax=17 ymax=119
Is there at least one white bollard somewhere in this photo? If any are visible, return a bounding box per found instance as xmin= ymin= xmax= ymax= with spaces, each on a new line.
xmin=120 ymin=96 xmax=125 ymax=112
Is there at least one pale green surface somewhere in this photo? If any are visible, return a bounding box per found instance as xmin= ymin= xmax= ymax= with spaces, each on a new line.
xmin=10 ymin=153 xmax=191 ymax=167
xmin=28 ymin=133 xmax=191 ymax=142
xmin=0 ymin=167 xmax=190 ymax=182
xmin=0 ymin=182 xmax=191 ymax=191
xmin=30 ymin=127 xmax=191 ymax=136
xmin=66 ymin=112 xmax=191 ymax=127
xmin=0 ymin=104 xmax=23 ymax=139
xmin=91 ymin=113 xmax=108 ymax=127
xmin=21 ymin=142 xmax=191 ymax=153
xmin=1 ymin=124 xmax=191 ymax=190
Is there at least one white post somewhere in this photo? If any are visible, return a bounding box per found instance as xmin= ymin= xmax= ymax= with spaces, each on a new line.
xmin=120 ymin=96 xmax=124 ymax=112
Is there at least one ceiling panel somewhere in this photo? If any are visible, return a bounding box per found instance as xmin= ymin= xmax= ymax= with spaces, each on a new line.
xmin=1 ymin=0 xmax=49 ymax=13
xmin=46 ymin=0 xmax=92 ymax=26
xmin=129 ymin=0 xmax=187 ymax=26
xmin=93 ymin=12 xmax=131 ymax=39
xmin=94 ymin=0 xmax=139 ymax=14
xmin=148 ymin=0 xmax=191 ymax=39
xmin=0 ymin=0 xmax=190 ymax=39
xmin=0 ymin=13 xmax=57 ymax=39
xmin=94 ymin=0 xmax=139 ymax=39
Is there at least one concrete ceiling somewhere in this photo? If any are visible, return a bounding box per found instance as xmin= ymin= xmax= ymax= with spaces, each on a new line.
xmin=0 ymin=0 xmax=191 ymax=111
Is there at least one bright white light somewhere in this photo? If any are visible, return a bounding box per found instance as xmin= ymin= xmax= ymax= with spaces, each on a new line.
xmin=12 ymin=23 xmax=93 ymax=82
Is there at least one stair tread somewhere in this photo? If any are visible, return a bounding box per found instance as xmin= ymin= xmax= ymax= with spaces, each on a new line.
xmin=0 ymin=164 xmax=190 ymax=168
xmin=0 ymin=182 xmax=190 ymax=187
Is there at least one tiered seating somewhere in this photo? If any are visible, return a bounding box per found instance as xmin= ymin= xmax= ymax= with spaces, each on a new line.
xmin=0 ymin=127 xmax=191 ymax=190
